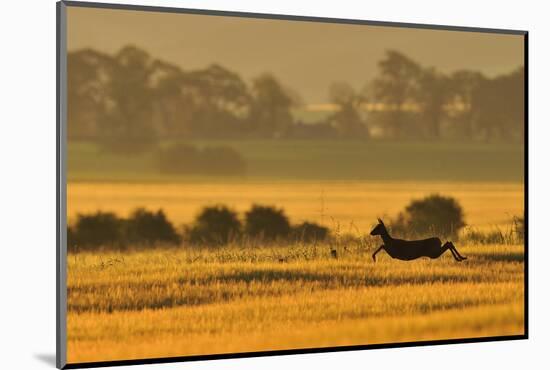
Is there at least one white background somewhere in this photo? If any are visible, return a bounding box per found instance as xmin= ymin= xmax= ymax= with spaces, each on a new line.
xmin=0 ymin=0 xmax=547 ymax=369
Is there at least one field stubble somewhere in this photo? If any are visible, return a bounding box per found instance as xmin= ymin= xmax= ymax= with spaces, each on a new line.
xmin=67 ymin=243 xmax=525 ymax=363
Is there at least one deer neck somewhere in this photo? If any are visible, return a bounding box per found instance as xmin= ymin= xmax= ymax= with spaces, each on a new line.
xmin=380 ymin=229 xmax=393 ymax=244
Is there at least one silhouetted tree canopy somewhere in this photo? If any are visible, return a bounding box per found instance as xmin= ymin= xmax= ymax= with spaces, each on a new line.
xmin=415 ymin=67 xmax=451 ymax=138
xmin=248 ymin=74 xmax=296 ymax=138
xmin=68 ymin=208 xmax=181 ymax=250
xmin=187 ymin=205 xmax=241 ymax=245
xmin=448 ymin=70 xmax=486 ymax=139
xmin=67 ymin=204 xmax=336 ymax=250
xmin=371 ymin=51 xmax=523 ymax=141
xmin=471 ymin=67 xmax=524 ymax=141
xmin=67 ymin=45 xmax=524 ymax=144
xmin=98 ymin=45 xmax=157 ymax=154
xmin=245 ymin=205 xmax=291 ymax=240
xmin=391 ymin=194 xmax=465 ymax=239
xmin=68 ymin=211 xmax=123 ymax=250
xmin=328 ymin=82 xmax=369 ymax=138
xmin=185 ymin=64 xmax=251 ymax=137
xmin=67 ymin=49 xmax=113 ymax=139
xmin=125 ymin=208 xmax=181 ymax=246
xmin=373 ymin=50 xmax=421 ymax=138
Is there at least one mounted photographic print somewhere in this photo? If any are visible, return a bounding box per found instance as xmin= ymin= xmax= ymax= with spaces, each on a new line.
xmin=56 ymin=1 xmax=527 ymax=368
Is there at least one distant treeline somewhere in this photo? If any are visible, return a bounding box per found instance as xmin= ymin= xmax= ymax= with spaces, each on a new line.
xmin=68 ymin=46 xmax=524 ymax=154
xmin=67 ymin=195 xmax=524 ymax=252
xmin=67 ymin=205 xmax=329 ymax=251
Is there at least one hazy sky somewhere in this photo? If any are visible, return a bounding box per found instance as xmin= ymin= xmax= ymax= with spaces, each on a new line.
xmin=67 ymin=6 xmax=524 ymax=103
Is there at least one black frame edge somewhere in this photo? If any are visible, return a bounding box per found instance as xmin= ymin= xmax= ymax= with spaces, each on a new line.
xmin=61 ymin=0 xmax=527 ymax=35
xmin=63 ymin=334 xmax=527 ymax=369
xmin=523 ymin=32 xmax=529 ymax=338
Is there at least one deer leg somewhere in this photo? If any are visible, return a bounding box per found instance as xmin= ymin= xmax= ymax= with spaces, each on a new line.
xmin=448 ymin=242 xmax=467 ymax=260
xmin=442 ymin=242 xmax=464 ymax=262
xmin=444 ymin=242 xmax=460 ymax=260
xmin=431 ymin=242 xmax=459 ymax=261
xmin=372 ymin=245 xmax=385 ymax=262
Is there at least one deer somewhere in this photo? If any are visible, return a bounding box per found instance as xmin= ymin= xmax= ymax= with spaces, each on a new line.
xmin=370 ymin=218 xmax=467 ymax=262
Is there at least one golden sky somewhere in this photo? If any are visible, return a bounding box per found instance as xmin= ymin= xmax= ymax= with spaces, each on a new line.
xmin=67 ymin=6 xmax=524 ymax=103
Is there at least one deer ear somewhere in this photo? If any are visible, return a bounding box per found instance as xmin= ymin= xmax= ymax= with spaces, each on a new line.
xmin=377 ymin=218 xmax=384 ymax=225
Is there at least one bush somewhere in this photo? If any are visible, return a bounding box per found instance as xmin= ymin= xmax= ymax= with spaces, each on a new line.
xmin=391 ymin=194 xmax=465 ymax=239
xmin=68 ymin=208 xmax=182 ymax=251
xmin=157 ymin=144 xmax=202 ymax=174
xmin=157 ymin=143 xmax=246 ymax=176
xmin=200 ymin=146 xmax=246 ymax=175
xmin=291 ymin=222 xmax=329 ymax=243
xmin=69 ymin=211 xmax=124 ymax=250
xmin=67 ymin=225 xmax=77 ymax=250
xmin=245 ymin=205 xmax=291 ymax=240
xmin=187 ymin=205 xmax=241 ymax=245
xmin=125 ymin=208 xmax=181 ymax=246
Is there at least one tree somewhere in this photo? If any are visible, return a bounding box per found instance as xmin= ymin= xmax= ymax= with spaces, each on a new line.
xmin=150 ymin=59 xmax=194 ymax=138
xmin=98 ymin=45 xmax=157 ymax=154
xmin=470 ymin=67 xmax=524 ymax=141
xmin=185 ymin=64 xmax=252 ymax=137
xmin=187 ymin=206 xmax=241 ymax=245
xmin=328 ymin=82 xmax=369 ymax=138
xmin=244 ymin=205 xmax=291 ymax=240
xmin=392 ymin=194 xmax=465 ymax=239
xmin=248 ymin=74 xmax=295 ymax=138
xmin=373 ymin=50 xmax=421 ymax=138
xmin=125 ymin=208 xmax=181 ymax=246
xmin=70 ymin=211 xmax=124 ymax=249
xmin=505 ymin=67 xmax=525 ymax=140
xmin=67 ymin=49 xmax=114 ymax=139
xmin=150 ymin=61 xmax=252 ymax=139
xmin=448 ymin=70 xmax=486 ymax=139
xmin=415 ymin=67 xmax=452 ymax=139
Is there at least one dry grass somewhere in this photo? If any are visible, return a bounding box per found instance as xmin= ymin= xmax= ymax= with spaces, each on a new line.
xmin=66 ymin=243 xmax=524 ymax=363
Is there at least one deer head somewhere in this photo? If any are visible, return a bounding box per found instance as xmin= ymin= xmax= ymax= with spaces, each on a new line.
xmin=370 ymin=218 xmax=387 ymax=236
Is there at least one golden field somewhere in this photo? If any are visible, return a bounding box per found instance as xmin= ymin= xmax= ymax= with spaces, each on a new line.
xmin=67 ymin=180 xmax=524 ymax=234
xmin=66 ymin=179 xmax=525 ymax=364
xmin=66 ymin=243 xmax=524 ymax=363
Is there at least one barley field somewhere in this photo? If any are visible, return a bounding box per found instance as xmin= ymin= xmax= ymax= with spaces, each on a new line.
xmin=66 ymin=140 xmax=525 ymax=364
xmin=66 ymin=243 xmax=524 ymax=363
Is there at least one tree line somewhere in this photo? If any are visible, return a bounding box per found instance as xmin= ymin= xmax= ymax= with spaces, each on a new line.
xmin=68 ymin=45 xmax=524 ymax=153
xmin=369 ymin=51 xmax=524 ymax=140
xmin=66 ymin=194 xmax=527 ymax=252
xmin=67 ymin=205 xmax=329 ymax=251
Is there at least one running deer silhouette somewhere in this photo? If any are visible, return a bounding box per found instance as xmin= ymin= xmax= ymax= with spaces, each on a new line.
xmin=370 ymin=218 xmax=467 ymax=262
